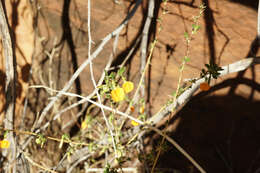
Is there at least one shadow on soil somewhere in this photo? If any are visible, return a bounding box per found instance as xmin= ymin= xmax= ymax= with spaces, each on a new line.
xmin=152 ymin=80 xmax=260 ymax=173
xmin=228 ymin=0 xmax=258 ymax=10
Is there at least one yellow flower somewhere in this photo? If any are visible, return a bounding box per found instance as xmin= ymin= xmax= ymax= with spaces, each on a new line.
xmin=200 ymin=82 xmax=210 ymax=91
xmin=0 ymin=139 xmax=10 ymax=149
xmin=81 ymin=121 xmax=87 ymax=130
xmin=111 ymin=87 xmax=125 ymax=102
xmin=131 ymin=120 xmax=139 ymax=126
xmin=122 ymin=81 xmax=134 ymax=93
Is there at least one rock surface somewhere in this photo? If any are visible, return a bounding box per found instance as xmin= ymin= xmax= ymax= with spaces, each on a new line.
xmin=0 ymin=0 xmax=260 ymax=172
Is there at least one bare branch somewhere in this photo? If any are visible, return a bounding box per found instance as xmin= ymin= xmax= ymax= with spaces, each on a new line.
xmin=0 ymin=1 xmax=17 ymax=172
xmin=23 ymin=152 xmax=58 ymax=173
xmin=30 ymin=85 xmax=144 ymax=125
xmin=139 ymin=0 xmax=155 ymax=97
xmin=34 ymin=0 xmax=142 ymax=130
xmin=148 ymin=57 xmax=260 ymax=125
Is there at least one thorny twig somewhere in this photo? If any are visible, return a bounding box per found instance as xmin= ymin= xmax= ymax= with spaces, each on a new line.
xmin=18 ymin=55 xmax=260 ymax=172
xmin=34 ymin=0 xmax=142 ymax=130
xmin=87 ymin=0 xmax=117 ymax=159
xmin=20 ymin=0 xmax=142 ymax=152
xmin=30 ymin=84 xmax=206 ymax=172
xmin=148 ymin=57 xmax=260 ymax=125
xmin=30 ymin=85 xmax=144 ymax=125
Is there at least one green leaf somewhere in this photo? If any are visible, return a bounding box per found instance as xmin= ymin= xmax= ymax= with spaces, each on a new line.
xmin=184 ymin=56 xmax=190 ymax=62
xmin=62 ymin=134 xmax=70 ymax=141
xmin=217 ymin=66 xmax=224 ymax=71
xmin=35 ymin=138 xmax=41 ymax=145
xmin=205 ymin=64 xmax=210 ymax=68
xmin=192 ymin=24 xmax=200 ymax=33
xmin=109 ymin=72 xmax=116 ymax=79
xmin=84 ymin=115 xmax=92 ymax=124
xmin=109 ymin=114 xmax=114 ymax=125
xmin=118 ymin=67 xmax=125 ymax=76
xmin=184 ymin=32 xmax=189 ymax=40
xmin=171 ymin=91 xmax=176 ymax=97
xmin=3 ymin=131 xmax=9 ymax=138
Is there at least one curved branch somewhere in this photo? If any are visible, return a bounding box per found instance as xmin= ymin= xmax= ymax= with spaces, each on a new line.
xmin=34 ymin=0 xmax=142 ymax=130
xmin=149 ymin=57 xmax=260 ymax=125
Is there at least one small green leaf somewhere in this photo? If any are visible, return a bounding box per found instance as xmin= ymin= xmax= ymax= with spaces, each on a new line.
xmin=184 ymin=56 xmax=190 ymax=62
xmin=35 ymin=134 xmax=46 ymax=148
xmin=192 ymin=24 xmax=200 ymax=33
xmin=171 ymin=91 xmax=176 ymax=97
xmin=84 ymin=115 xmax=92 ymax=125
xmin=109 ymin=72 xmax=116 ymax=79
xmin=205 ymin=64 xmax=210 ymax=68
xmin=62 ymin=134 xmax=70 ymax=141
xmin=89 ymin=143 xmax=94 ymax=152
xmin=3 ymin=131 xmax=9 ymax=138
xmin=109 ymin=114 xmax=114 ymax=125
xmin=184 ymin=32 xmax=189 ymax=40
xmin=118 ymin=67 xmax=125 ymax=76
xmin=35 ymin=138 xmax=41 ymax=145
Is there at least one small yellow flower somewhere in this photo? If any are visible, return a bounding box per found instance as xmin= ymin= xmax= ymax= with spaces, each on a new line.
xmin=0 ymin=139 xmax=10 ymax=149
xmin=200 ymin=82 xmax=210 ymax=91
xmin=122 ymin=81 xmax=134 ymax=93
xmin=81 ymin=121 xmax=87 ymax=130
xmin=111 ymin=87 xmax=125 ymax=102
xmin=131 ymin=120 xmax=139 ymax=126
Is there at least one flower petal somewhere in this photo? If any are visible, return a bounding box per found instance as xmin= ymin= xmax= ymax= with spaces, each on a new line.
xmin=122 ymin=81 xmax=134 ymax=93
xmin=111 ymin=87 xmax=125 ymax=102
xmin=0 ymin=139 xmax=10 ymax=149
xmin=131 ymin=120 xmax=139 ymax=126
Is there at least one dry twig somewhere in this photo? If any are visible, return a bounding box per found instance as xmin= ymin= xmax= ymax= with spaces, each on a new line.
xmin=0 ymin=1 xmax=17 ymax=172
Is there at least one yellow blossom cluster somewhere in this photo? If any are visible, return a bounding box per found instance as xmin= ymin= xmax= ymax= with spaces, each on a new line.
xmin=111 ymin=81 xmax=134 ymax=102
xmin=131 ymin=120 xmax=139 ymax=126
xmin=0 ymin=139 xmax=10 ymax=149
